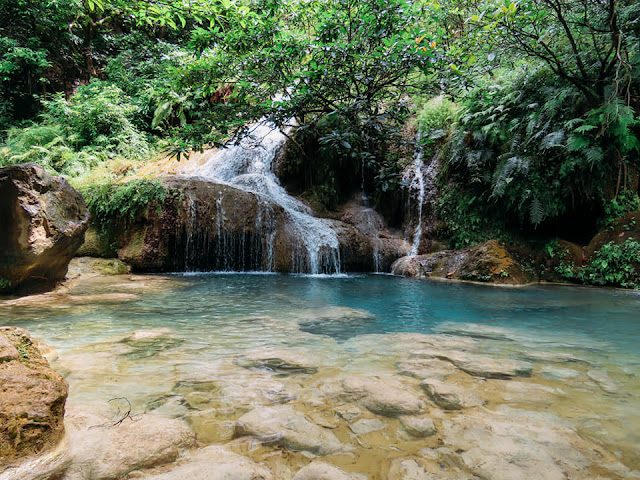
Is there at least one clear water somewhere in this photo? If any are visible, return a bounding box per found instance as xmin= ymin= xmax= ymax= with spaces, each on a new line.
xmin=2 ymin=274 xmax=639 ymax=475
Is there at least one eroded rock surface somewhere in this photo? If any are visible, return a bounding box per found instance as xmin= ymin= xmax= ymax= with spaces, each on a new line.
xmin=234 ymin=405 xmax=343 ymax=455
xmin=292 ymin=461 xmax=360 ymax=480
xmin=0 ymin=327 xmax=68 ymax=468
xmin=339 ymin=376 xmax=424 ymax=417
xmin=137 ymin=445 xmax=273 ymax=480
xmin=441 ymin=407 xmax=631 ymax=480
xmin=0 ymin=163 xmax=89 ymax=294
xmin=63 ymin=404 xmax=196 ymax=480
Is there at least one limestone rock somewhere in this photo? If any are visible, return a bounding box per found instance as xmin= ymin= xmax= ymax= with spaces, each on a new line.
xmin=421 ymin=351 xmax=533 ymax=379
xmin=395 ymin=358 xmax=457 ymax=380
xmin=387 ymin=458 xmax=462 ymax=480
xmin=398 ymin=415 xmax=437 ymax=438
xmin=587 ymin=369 xmax=618 ymax=394
xmin=391 ymin=240 xmax=531 ymax=284
xmin=420 ymin=380 xmax=484 ymax=410
xmin=339 ymin=376 xmax=424 ymax=417
xmin=234 ymin=405 xmax=343 ymax=455
xmin=0 ymin=327 xmax=68 ymax=468
xmin=137 ymin=445 xmax=273 ymax=480
xmin=348 ymin=418 xmax=386 ymax=435
xmin=63 ymin=405 xmax=196 ymax=480
xmin=234 ymin=348 xmax=319 ymax=374
xmin=0 ymin=163 xmax=89 ymax=294
xmin=441 ymin=407 xmax=629 ymax=480
xmin=292 ymin=461 xmax=360 ymax=480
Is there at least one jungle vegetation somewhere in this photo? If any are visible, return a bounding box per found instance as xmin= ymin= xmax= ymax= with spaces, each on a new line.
xmin=1 ymin=0 xmax=639 ymax=283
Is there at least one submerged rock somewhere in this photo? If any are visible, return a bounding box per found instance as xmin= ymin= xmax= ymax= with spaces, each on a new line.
xmin=64 ymin=405 xmax=196 ymax=480
xmin=391 ymin=240 xmax=531 ymax=284
xmin=420 ymin=379 xmax=484 ymax=410
xmin=234 ymin=405 xmax=344 ymax=455
xmin=417 ymin=350 xmax=533 ymax=379
xmin=396 ymin=358 xmax=458 ymax=380
xmin=349 ymin=418 xmax=386 ymax=435
xmin=292 ymin=461 xmax=360 ymax=480
xmin=339 ymin=376 xmax=424 ymax=417
xmin=398 ymin=415 xmax=437 ymax=438
xmin=0 ymin=163 xmax=89 ymax=294
xmin=234 ymin=348 xmax=319 ymax=374
xmin=0 ymin=327 xmax=68 ymax=469
xmin=441 ymin=407 xmax=631 ymax=480
xmin=136 ymin=445 xmax=274 ymax=480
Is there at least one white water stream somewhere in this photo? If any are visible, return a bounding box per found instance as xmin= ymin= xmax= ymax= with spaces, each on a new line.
xmin=190 ymin=123 xmax=341 ymax=274
xmin=403 ymin=132 xmax=439 ymax=256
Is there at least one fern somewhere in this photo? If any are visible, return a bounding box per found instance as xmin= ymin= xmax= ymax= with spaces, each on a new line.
xmin=529 ymin=197 xmax=545 ymax=225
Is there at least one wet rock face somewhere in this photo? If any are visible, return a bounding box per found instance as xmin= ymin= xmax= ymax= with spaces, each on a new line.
xmin=0 ymin=163 xmax=89 ymax=294
xmin=0 ymin=327 xmax=68 ymax=467
xmin=100 ymin=178 xmax=393 ymax=274
xmin=391 ymin=239 xmax=531 ymax=284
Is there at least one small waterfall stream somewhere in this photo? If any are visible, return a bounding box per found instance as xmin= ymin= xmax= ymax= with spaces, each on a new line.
xmin=190 ymin=123 xmax=341 ymax=274
xmin=403 ymin=133 xmax=439 ymax=256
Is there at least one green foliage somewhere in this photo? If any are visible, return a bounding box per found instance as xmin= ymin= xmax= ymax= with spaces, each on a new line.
xmin=441 ymin=64 xmax=639 ymax=230
xmin=579 ymin=239 xmax=640 ymax=289
xmin=436 ymin=185 xmax=506 ymax=249
xmin=416 ymin=96 xmax=458 ymax=136
xmin=0 ymin=278 xmax=11 ymax=290
xmin=602 ymin=192 xmax=640 ymax=226
xmin=82 ymin=179 xmax=172 ymax=228
xmin=0 ymin=80 xmax=153 ymax=176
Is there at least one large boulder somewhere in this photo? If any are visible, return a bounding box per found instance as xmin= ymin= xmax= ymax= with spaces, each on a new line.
xmin=391 ymin=240 xmax=531 ymax=284
xmin=0 ymin=163 xmax=89 ymax=294
xmin=0 ymin=327 xmax=68 ymax=468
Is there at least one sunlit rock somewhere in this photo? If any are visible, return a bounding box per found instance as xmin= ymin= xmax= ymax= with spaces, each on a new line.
xmin=398 ymin=415 xmax=437 ymax=438
xmin=63 ymin=404 xmax=196 ymax=480
xmin=420 ymin=379 xmax=484 ymax=410
xmin=339 ymin=376 xmax=424 ymax=417
xmin=136 ymin=445 xmax=274 ymax=480
xmin=234 ymin=405 xmax=344 ymax=455
xmin=292 ymin=460 xmax=361 ymax=480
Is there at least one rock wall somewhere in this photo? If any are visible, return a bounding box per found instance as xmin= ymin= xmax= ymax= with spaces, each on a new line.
xmin=0 ymin=164 xmax=89 ymax=294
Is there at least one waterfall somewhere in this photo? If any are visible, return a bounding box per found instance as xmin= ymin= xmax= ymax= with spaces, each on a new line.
xmin=403 ymin=132 xmax=439 ymax=256
xmin=189 ymin=123 xmax=341 ymax=274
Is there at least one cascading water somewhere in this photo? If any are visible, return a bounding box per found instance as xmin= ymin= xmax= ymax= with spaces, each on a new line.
xmin=189 ymin=123 xmax=341 ymax=274
xmin=403 ymin=132 xmax=439 ymax=256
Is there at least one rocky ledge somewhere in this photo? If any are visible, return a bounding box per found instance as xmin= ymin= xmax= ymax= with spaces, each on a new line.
xmin=391 ymin=239 xmax=531 ymax=284
xmin=82 ymin=178 xmax=408 ymax=273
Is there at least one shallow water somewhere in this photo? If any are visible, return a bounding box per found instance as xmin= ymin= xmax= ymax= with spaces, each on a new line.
xmin=2 ymin=274 xmax=639 ymax=477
